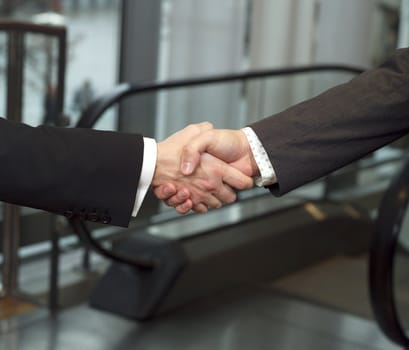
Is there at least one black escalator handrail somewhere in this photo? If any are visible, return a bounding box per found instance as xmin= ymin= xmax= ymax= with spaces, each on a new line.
xmin=369 ymin=158 xmax=409 ymax=348
xmin=76 ymin=64 xmax=365 ymax=128
xmin=69 ymin=219 xmax=159 ymax=269
xmin=72 ymin=64 xmax=365 ymax=269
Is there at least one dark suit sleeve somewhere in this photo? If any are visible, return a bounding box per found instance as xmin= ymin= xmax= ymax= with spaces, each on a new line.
xmin=250 ymin=47 xmax=409 ymax=196
xmin=0 ymin=118 xmax=144 ymax=227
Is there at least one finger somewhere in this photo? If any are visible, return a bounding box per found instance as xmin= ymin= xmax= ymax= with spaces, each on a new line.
xmin=181 ymin=122 xmax=214 ymax=140
xmin=175 ymin=199 xmax=193 ymax=214
xmin=195 ymin=121 xmax=214 ymax=132
xmin=166 ymin=184 xmax=222 ymax=210
xmin=190 ymin=189 xmax=222 ymax=210
xmin=222 ymin=164 xmax=254 ymax=190
xmin=191 ymin=202 xmax=208 ymax=213
xmin=165 ymin=188 xmax=191 ymax=207
xmin=200 ymin=194 xmax=222 ymax=209
xmin=153 ymin=183 xmax=177 ymax=200
xmin=181 ymin=131 xmax=215 ymax=175
xmin=212 ymin=184 xmax=237 ymax=205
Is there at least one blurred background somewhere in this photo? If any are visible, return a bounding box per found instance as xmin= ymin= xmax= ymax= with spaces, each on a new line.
xmin=1 ymin=1 xmax=409 ymax=349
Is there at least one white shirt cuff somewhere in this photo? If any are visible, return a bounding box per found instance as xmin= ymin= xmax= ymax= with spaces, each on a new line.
xmin=241 ymin=127 xmax=277 ymax=187
xmin=132 ymin=137 xmax=157 ymax=216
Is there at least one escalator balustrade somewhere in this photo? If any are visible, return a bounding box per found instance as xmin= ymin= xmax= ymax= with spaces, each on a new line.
xmin=68 ymin=64 xmax=380 ymax=320
xmin=370 ymin=158 xmax=409 ymax=348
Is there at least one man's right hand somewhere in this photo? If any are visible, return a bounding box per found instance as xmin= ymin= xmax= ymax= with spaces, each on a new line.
xmin=154 ymin=128 xmax=259 ymax=213
xmin=180 ymin=129 xmax=259 ymax=178
xmin=152 ymin=125 xmax=254 ymax=213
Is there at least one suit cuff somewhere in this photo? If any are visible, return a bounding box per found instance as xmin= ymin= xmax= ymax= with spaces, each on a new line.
xmin=242 ymin=127 xmax=277 ymax=187
xmin=132 ymin=137 xmax=157 ymax=216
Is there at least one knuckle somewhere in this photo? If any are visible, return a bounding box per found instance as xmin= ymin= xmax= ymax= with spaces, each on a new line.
xmin=226 ymin=193 xmax=237 ymax=204
xmin=194 ymin=204 xmax=207 ymax=213
xmin=178 ymin=206 xmax=189 ymax=214
xmin=204 ymin=180 xmax=217 ymax=192
xmin=202 ymin=121 xmax=213 ymax=129
xmin=247 ymin=178 xmax=255 ymax=189
xmin=177 ymin=207 xmax=187 ymax=214
xmin=238 ymin=178 xmax=253 ymax=190
xmin=186 ymin=123 xmax=200 ymax=134
xmin=177 ymin=191 xmax=187 ymax=201
xmin=206 ymin=129 xmax=216 ymax=140
xmin=169 ymin=196 xmax=182 ymax=206
xmin=153 ymin=188 xmax=163 ymax=199
xmin=181 ymin=144 xmax=189 ymax=154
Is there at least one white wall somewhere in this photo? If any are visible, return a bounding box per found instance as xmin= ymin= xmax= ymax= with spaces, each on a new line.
xmin=245 ymin=0 xmax=400 ymax=123
xmin=246 ymin=0 xmax=316 ymax=123
xmin=314 ymin=0 xmax=375 ymax=67
xmin=156 ymin=0 xmax=404 ymax=134
xmin=156 ymin=0 xmax=248 ymax=140
xmin=399 ymin=0 xmax=409 ymax=47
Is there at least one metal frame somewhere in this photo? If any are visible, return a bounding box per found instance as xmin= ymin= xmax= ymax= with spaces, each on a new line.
xmin=0 ymin=21 xmax=67 ymax=310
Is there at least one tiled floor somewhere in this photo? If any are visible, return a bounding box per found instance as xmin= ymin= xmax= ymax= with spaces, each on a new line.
xmin=271 ymin=254 xmax=372 ymax=319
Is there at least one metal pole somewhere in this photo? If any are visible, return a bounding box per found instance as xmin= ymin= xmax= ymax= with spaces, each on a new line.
xmin=49 ymin=26 xmax=67 ymax=309
xmin=49 ymin=216 xmax=59 ymax=310
xmin=1 ymin=30 xmax=24 ymax=297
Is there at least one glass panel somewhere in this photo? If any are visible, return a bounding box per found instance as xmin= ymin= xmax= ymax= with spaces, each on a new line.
xmin=23 ymin=33 xmax=60 ymax=126
xmin=0 ymin=0 xmax=121 ymax=304
xmin=0 ymin=0 xmax=121 ymax=130
xmin=63 ymin=2 xmax=120 ymax=130
xmin=155 ymin=71 xmax=359 ymax=138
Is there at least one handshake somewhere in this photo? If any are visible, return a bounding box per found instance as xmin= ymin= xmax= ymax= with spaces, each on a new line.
xmin=151 ymin=122 xmax=260 ymax=214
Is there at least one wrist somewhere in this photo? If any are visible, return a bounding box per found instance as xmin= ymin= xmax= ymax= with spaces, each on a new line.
xmin=152 ymin=141 xmax=173 ymax=187
xmin=240 ymin=127 xmax=277 ymax=186
xmin=239 ymin=129 xmax=261 ymax=177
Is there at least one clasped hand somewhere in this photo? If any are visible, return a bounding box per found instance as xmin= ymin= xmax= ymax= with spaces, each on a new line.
xmin=151 ymin=122 xmax=259 ymax=213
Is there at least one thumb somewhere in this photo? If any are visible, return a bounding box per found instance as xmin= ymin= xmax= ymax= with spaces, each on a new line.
xmin=180 ymin=131 xmax=214 ymax=175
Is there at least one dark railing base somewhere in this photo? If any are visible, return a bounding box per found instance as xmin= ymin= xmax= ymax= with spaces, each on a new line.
xmin=89 ymin=233 xmax=187 ymax=320
xmin=90 ymin=200 xmax=372 ymax=321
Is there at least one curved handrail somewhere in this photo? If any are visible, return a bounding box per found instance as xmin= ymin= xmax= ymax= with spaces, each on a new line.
xmin=369 ymin=158 xmax=409 ymax=347
xmin=69 ymin=219 xmax=159 ymax=269
xmin=77 ymin=64 xmax=365 ymax=128
xmin=71 ymin=64 xmax=365 ymax=268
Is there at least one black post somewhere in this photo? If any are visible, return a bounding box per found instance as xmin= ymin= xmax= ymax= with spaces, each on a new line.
xmin=2 ymin=30 xmax=24 ymax=297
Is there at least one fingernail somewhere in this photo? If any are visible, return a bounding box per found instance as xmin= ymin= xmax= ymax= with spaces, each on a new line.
xmin=182 ymin=162 xmax=192 ymax=175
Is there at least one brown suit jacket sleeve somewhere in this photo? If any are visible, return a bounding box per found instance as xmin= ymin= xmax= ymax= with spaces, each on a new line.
xmin=250 ymin=47 xmax=409 ymax=196
xmin=0 ymin=118 xmax=144 ymax=227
